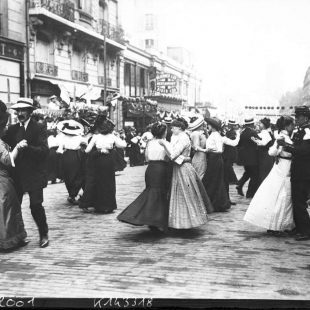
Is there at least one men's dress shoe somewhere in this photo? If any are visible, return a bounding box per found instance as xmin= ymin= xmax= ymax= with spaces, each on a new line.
xmin=236 ymin=186 xmax=244 ymax=196
xmin=230 ymin=201 xmax=237 ymax=205
xmin=295 ymin=235 xmax=310 ymax=241
xmin=40 ymin=236 xmax=49 ymax=248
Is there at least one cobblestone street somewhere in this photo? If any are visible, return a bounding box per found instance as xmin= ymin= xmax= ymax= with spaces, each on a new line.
xmin=1 ymin=165 xmax=310 ymax=300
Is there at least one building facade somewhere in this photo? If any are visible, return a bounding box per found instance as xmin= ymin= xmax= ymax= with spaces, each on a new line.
xmin=28 ymin=0 xmax=125 ymax=109
xmin=0 ymin=0 xmax=26 ymax=104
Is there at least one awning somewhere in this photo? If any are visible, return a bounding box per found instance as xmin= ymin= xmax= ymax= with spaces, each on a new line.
xmin=125 ymin=101 xmax=157 ymax=118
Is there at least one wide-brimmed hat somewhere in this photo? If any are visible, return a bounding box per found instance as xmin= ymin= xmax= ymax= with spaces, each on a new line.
xmin=244 ymin=118 xmax=255 ymax=125
xmin=11 ymin=98 xmax=35 ymax=110
xmin=163 ymin=116 xmax=173 ymax=124
xmin=188 ymin=115 xmax=204 ymax=131
xmin=205 ymin=117 xmax=222 ymax=130
xmin=57 ymin=120 xmax=84 ymax=136
xmin=293 ymin=105 xmax=310 ymax=117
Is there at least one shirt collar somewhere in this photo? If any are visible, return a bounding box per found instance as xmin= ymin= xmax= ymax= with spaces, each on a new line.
xmin=20 ymin=118 xmax=31 ymax=130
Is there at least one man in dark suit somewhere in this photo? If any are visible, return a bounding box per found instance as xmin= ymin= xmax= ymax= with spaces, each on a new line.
xmin=4 ymin=98 xmax=49 ymax=248
xmin=236 ymin=118 xmax=260 ymax=198
xmin=278 ymin=106 xmax=310 ymax=241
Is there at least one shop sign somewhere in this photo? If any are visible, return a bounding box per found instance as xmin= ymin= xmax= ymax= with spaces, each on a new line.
xmin=0 ymin=39 xmax=24 ymax=61
xmin=156 ymin=73 xmax=178 ymax=94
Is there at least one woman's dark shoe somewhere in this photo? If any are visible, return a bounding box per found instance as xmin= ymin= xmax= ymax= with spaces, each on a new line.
xmin=236 ymin=186 xmax=244 ymax=196
xmin=295 ymin=234 xmax=310 ymax=241
xmin=67 ymin=197 xmax=79 ymax=205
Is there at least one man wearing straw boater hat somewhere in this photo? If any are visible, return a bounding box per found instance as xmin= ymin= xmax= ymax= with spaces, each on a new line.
xmin=3 ymin=98 xmax=49 ymax=248
xmin=278 ymin=106 xmax=310 ymax=240
xmin=236 ymin=118 xmax=260 ymax=199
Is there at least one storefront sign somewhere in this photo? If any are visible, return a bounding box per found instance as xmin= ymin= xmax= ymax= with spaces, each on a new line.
xmin=156 ymin=73 xmax=178 ymax=94
xmin=0 ymin=38 xmax=24 ymax=61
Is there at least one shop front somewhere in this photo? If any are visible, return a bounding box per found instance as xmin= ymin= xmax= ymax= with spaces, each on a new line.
xmin=122 ymin=98 xmax=157 ymax=133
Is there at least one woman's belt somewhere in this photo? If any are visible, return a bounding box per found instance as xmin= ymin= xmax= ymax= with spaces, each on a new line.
xmin=278 ymin=156 xmax=291 ymax=160
xmin=275 ymin=155 xmax=291 ymax=164
xmin=148 ymin=160 xmax=168 ymax=163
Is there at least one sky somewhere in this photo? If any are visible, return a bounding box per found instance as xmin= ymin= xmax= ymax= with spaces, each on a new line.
xmin=120 ymin=0 xmax=310 ymax=111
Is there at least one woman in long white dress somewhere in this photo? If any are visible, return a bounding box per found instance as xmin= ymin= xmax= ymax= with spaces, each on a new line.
xmin=243 ymin=116 xmax=295 ymax=233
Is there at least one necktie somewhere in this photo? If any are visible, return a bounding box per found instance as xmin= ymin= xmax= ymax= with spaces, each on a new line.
xmin=16 ymin=123 xmax=26 ymax=143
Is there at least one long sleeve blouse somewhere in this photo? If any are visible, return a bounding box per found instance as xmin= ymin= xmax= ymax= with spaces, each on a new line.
xmin=268 ymin=130 xmax=292 ymax=158
xmin=85 ymin=133 xmax=127 ymax=153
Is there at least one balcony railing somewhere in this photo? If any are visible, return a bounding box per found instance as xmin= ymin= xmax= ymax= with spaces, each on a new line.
xmin=97 ymin=19 xmax=125 ymax=44
xmin=30 ymin=0 xmax=75 ymax=22
xmin=35 ymin=62 xmax=58 ymax=76
xmin=71 ymin=70 xmax=88 ymax=82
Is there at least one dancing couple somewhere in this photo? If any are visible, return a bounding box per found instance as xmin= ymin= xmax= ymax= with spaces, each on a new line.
xmin=117 ymin=118 xmax=214 ymax=232
xmin=244 ymin=108 xmax=310 ymax=241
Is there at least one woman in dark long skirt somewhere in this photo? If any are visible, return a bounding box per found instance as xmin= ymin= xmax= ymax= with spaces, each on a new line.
xmin=82 ymin=116 xmax=127 ymax=213
xmin=117 ymin=122 xmax=170 ymax=231
xmin=56 ymin=120 xmax=85 ymax=205
xmin=202 ymin=117 xmax=231 ymax=212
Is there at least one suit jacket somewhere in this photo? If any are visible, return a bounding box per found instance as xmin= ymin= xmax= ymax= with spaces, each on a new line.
xmin=3 ymin=118 xmax=49 ymax=192
xmin=286 ymin=124 xmax=310 ymax=181
xmin=237 ymin=127 xmax=259 ymax=166
xmin=223 ymin=129 xmax=237 ymax=163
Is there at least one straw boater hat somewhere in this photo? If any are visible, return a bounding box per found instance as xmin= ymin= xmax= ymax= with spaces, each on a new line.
xmin=163 ymin=116 xmax=173 ymax=124
xmin=10 ymin=98 xmax=35 ymax=110
xmin=188 ymin=115 xmax=204 ymax=131
xmin=244 ymin=118 xmax=255 ymax=125
xmin=57 ymin=120 xmax=84 ymax=136
xmin=228 ymin=119 xmax=237 ymax=126
xmin=205 ymin=117 xmax=222 ymax=130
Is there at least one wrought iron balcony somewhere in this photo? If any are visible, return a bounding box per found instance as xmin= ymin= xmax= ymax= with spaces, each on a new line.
xmin=35 ymin=62 xmax=58 ymax=76
xmin=30 ymin=0 xmax=75 ymax=22
xmin=97 ymin=19 xmax=125 ymax=44
xmin=71 ymin=70 xmax=88 ymax=82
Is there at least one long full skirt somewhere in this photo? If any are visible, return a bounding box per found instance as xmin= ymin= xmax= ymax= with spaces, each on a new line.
xmin=62 ymin=150 xmax=85 ymax=198
xmin=203 ymin=153 xmax=231 ymax=212
xmin=192 ymin=151 xmax=207 ymax=179
xmin=93 ymin=153 xmax=117 ymax=213
xmin=169 ymin=162 xmax=213 ymax=229
xmin=117 ymin=161 xmax=169 ymax=230
xmin=258 ymin=149 xmax=274 ymax=185
xmin=0 ymin=174 xmax=27 ymax=250
xmin=244 ymin=159 xmax=295 ymax=231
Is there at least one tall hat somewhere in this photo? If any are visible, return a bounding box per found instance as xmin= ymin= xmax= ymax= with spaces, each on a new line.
xmin=10 ymin=98 xmax=35 ymax=110
xmin=205 ymin=117 xmax=222 ymax=130
xmin=57 ymin=120 xmax=84 ymax=136
xmin=293 ymin=105 xmax=310 ymax=117
xmin=244 ymin=118 xmax=255 ymax=125
xmin=188 ymin=115 xmax=204 ymax=131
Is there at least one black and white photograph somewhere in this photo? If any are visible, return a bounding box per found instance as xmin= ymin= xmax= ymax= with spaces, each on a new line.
xmin=0 ymin=0 xmax=310 ymax=308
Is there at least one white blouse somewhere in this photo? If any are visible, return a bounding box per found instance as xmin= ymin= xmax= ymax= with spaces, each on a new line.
xmin=145 ymin=139 xmax=168 ymax=161
xmin=85 ymin=133 xmax=126 ymax=153
xmin=256 ymin=129 xmax=272 ymax=146
xmin=268 ymin=130 xmax=292 ymax=158
xmin=56 ymin=134 xmax=86 ymax=152
xmin=205 ymin=131 xmax=224 ymax=152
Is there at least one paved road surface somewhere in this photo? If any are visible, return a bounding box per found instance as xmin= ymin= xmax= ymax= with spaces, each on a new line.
xmin=1 ymin=165 xmax=310 ymax=299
